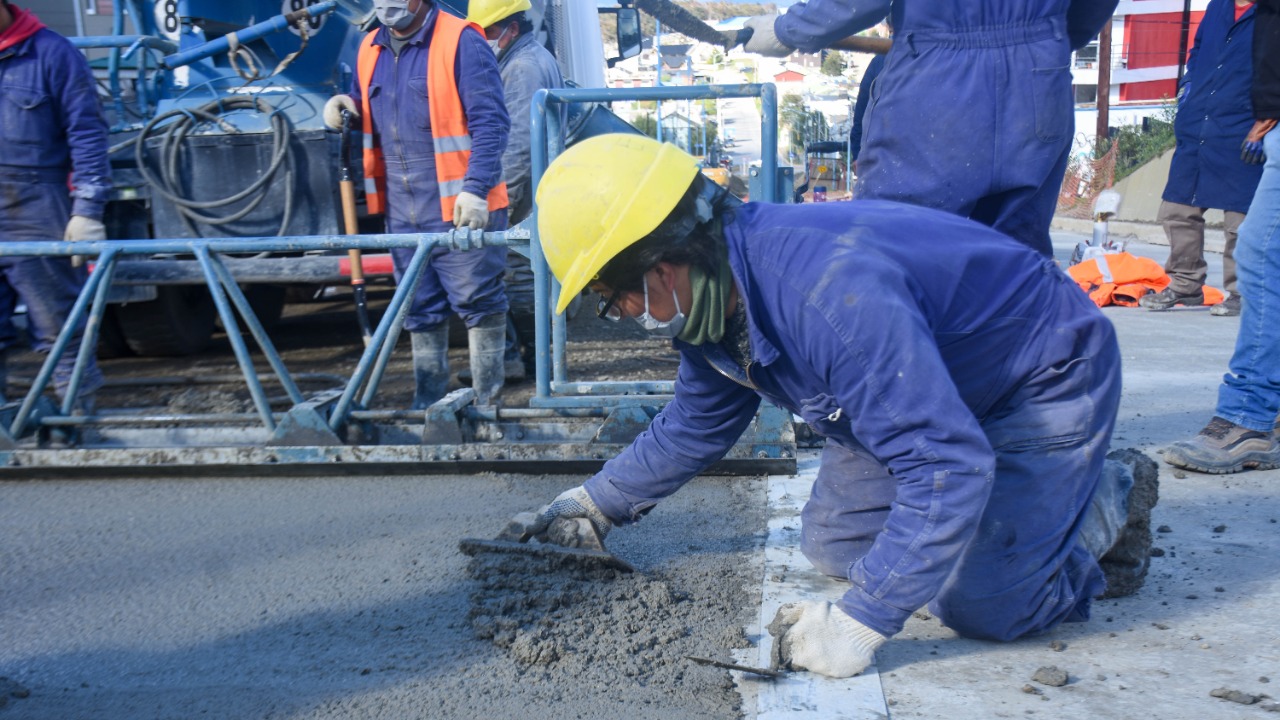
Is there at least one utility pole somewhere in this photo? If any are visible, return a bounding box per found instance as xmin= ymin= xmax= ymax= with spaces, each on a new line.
xmin=1176 ymin=0 xmax=1192 ymax=86
xmin=655 ymin=20 xmax=663 ymax=143
xmin=1096 ymin=18 xmax=1112 ymax=144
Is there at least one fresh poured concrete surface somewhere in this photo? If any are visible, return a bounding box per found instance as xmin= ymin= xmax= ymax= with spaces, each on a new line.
xmin=2 ymin=231 xmax=1277 ymax=719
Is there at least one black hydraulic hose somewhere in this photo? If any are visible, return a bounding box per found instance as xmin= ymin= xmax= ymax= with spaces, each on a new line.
xmin=134 ymin=96 xmax=297 ymax=236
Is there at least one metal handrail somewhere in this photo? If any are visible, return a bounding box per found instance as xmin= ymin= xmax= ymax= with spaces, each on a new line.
xmin=528 ymin=83 xmax=779 ymax=408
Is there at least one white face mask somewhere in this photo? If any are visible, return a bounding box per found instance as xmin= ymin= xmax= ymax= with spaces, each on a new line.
xmin=487 ymin=24 xmax=512 ymax=54
xmin=634 ymin=276 xmax=686 ymax=339
xmin=375 ymin=0 xmax=416 ymax=30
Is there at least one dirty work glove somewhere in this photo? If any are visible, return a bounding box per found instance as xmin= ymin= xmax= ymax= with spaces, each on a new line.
xmin=743 ymin=16 xmax=794 ymax=58
xmin=532 ymin=485 xmax=612 ymax=540
xmin=453 ymin=191 xmax=489 ymax=231
xmin=1242 ymin=118 xmax=1278 ymax=164
xmin=64 ymin=215 xmax=106 ymax=242
xmin=768 ymin=601 xmax=888 ymax=678
xmin=323 ymin=94 xmax=358 ymax=130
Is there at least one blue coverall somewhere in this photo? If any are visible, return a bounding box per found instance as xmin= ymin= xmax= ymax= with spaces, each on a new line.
xmin=775 ymin=0 xmax=1118 ymax=256
xmin=349 ymin=7 xmax=509 ymax=332
xmin=0 ymin=26 xmax=108 ymax=401
xmin=849 ymin=53 xmax=884 ymax=165
xmin=1164 ymin=0 xmax=1262 ymax=214
xmin=582 ymin=201 xmax=1121 ymax=640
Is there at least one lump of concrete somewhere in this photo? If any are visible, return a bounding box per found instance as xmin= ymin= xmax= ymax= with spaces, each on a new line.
xmin=1032 ymin=666 xmax=1069 ymax=687
xmin=1210 ymin=687 xmax=1262 ymax=705
xmin=1021 ymin=684 xmax=1043 ymax=695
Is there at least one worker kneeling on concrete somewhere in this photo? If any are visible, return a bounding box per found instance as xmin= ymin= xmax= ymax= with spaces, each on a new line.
xmin=525 ymin=134 xmax=1158 ymax=678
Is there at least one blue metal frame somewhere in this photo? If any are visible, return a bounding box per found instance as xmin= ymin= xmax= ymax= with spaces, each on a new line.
xmin=528 ymin=83 xmax=779 ymax=408
xmin=0 ymin=229 xmax=524 ymax=441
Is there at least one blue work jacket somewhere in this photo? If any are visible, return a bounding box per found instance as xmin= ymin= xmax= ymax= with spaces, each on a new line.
xmin=349 ymin=7 xmax=508 ymax=233
xmin=775 ymin=0 xmax=1116 ymax=53
xmin=582 ymin=201 xmax=1116 ymax=636
xmin=496 ymin=32 xmax=563 ymax=226
xmin=0 ymin=28 xmax=111 ymax=222
xmin=1164 ymin=0 xmax=1263 ymax=213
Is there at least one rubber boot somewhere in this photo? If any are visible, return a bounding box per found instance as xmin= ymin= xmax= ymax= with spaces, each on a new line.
xmin=1096 ymin=449 xmax=1160 ymax=599
xmin=410 ymin=325 xmax=450 ymax=410
xmin=468 ymin=314 xmax=506 ymax=406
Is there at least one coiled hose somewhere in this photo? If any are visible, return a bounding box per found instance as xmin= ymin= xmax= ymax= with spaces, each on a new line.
xmin=134 ymin=96 xmax=296 ymax=237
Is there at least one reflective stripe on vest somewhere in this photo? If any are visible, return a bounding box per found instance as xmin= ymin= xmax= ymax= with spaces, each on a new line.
xmin=355 ymin=16 xmax=508 ymax=221
xmin=356 ymin=32 xmax=387 ymax=215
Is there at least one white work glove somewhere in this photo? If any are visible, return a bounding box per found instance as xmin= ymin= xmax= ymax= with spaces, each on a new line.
xmin=531 ymin=485 xmax=612 ymax=540
xmin=64 ymin=215 xmax=106 ymax=241
xmin=768 ymin=601 xmax=888 ymax=678
xmin=323 ymin=94 xmax=358 ymax=130
xmin=743 ymin=15 xmax=794 ymax=58
xmin=453 ymin=191 xmax=490 ymax=231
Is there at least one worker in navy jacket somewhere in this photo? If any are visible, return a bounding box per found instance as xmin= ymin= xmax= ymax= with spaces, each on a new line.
xmin=0 ymin=0 xmax=108 ymax=415
xmin=1140 ymin=0 xmax=1262 ymax=316
xmin=324 ymin=0 xmax=510 ymax=407
xmin=523 ymin=134 xmax=1158 ymax=678
xmin=739 ymin=0 xmax=1118 ymax=256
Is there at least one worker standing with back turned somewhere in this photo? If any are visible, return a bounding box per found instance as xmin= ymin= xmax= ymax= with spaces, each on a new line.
xmin=519 ymin=133 xmax=1159 ymax=678
xmin=740 ymin=0 xmax=1118 ymax=255
xmin=469 ymin=0 xmax=564 ymax=380
xmin=323 ymin=0 xmax=510 ymax=408
xmin=0 ymin=0 xmax=108 ymax=421
xmin=1138 ymin=0 xmax=1261 ymax=317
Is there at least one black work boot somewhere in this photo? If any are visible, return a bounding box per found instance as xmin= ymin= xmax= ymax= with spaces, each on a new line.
xmin=1210 ymin=294 xmax=1241 ymax=317
xmin=1138 ymin=286 xmax=1204 ymax=311
xmin=1096 ymin=449 xmax=1160 ymax=599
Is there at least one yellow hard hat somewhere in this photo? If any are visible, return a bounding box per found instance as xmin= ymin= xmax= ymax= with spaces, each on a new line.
xmin=536 ymin=134 xmax=700 ymax=315
xmin=467 ymin=0 xmax=532 ymax=29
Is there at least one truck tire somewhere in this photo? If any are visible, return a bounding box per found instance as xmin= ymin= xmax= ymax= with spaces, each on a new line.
xmin=239 ymin=285 xmax=287 ymax=330
xmin=96 ymin=307 xmax=134 ymax=359
xmin=115 ymin=286 xmax=216 ymax=356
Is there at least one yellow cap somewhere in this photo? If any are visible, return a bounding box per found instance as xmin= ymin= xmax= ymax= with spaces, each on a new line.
xmin=466 ymin=0 xmax=532 ymax=29
xmin=536 ymin=134 xmax=700 ymax=315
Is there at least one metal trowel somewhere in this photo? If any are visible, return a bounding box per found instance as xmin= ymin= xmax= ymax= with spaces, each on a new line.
xmin=459 ymin=512 xmax=636 ymax=573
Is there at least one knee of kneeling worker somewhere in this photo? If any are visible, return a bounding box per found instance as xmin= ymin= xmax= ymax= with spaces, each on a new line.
xmin=799 ymin=529 xmax=859 ymax=580
xmin=931 ymin=599 xmax=1027 ymax=643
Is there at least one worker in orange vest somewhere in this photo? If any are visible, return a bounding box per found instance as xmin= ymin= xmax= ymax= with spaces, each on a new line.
xmin=324 ymin=0 xmax=510 ymax=407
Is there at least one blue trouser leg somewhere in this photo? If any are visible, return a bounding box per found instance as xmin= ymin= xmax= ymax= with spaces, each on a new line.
xmin=1216 ymin=130 xmax=1280 ymax=432
xmin=390 ymin=209 xmax=511 ymax=332
xmin=0 ymin=256 xmax=105 ymax=401
xmin=800 ymin=441 xmax=897 ymax=579
xmin=930 ymin=319 xmax=1120 ymax=641
xmin=804 ymin=289 xmax=1120 ymax=641
xmin=855 ymin=28 xmax=1072 ymax=256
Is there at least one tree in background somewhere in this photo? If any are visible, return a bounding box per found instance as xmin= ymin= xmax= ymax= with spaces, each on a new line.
xmin=780 ymin=93 xmax=829 ymax=161
xmin=820 ymin=50 xmax=845 ymax=76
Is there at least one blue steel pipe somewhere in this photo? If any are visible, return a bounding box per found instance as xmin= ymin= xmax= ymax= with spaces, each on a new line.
xmin=10 ymin=249 xmax=120 ymax=437
xmin=162 ymin=0 xmax=339 ymax=69
xmin=196 ymin=247 xmax=277 ymax=430
xmin=355 ymin=246 xmax=428 ymax=412
xmin=529 ymin=83 xmax=780 ymax=400
xmin=69 ymin=36 xmax=180 ymax=56
xmin=0 ymin=230 xmax=528 ymax=259
xmin=206 ymin=253 xmax=306 ymax=406
xmin=332 ymin=241 xmax=433 ymax=429
xmin=530 ymin=89 xmax=553 ymax=401
xmin=59 ymin=253 xmax=119 ymax=415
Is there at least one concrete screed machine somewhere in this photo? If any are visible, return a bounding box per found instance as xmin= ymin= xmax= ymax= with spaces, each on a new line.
xmin=0 ymin=0 xmax=796 ymax=475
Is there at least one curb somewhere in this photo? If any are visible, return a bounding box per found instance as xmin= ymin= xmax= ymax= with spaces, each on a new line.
xmin=1051 ymin=216 xmax=1228 ymax=254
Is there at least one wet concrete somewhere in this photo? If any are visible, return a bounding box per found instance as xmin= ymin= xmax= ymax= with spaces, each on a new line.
xmin=0 ymin=472 xmax=765 ymax=719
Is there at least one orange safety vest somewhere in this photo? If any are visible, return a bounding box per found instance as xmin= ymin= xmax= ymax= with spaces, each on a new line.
xmin=355 ymin=14 xmax=508 ymax=219
xmin=1066 ymin=252 xmax=1225 ymax=307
